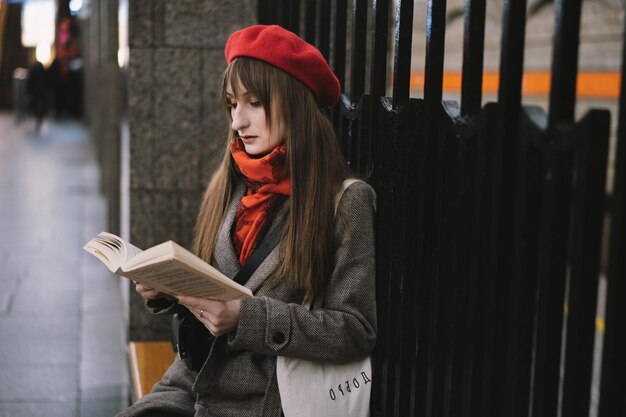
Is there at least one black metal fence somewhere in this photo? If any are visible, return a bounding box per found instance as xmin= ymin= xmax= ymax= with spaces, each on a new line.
xmin=258 ymin=1 xmax=625 ymax=416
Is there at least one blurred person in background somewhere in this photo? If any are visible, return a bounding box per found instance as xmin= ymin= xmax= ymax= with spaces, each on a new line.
xmin=26 ymin=61 xmax=51 ymax=133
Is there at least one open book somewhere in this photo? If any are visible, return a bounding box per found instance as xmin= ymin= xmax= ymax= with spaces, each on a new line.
xmin=83 ymin=232 xmax=252 ymax=301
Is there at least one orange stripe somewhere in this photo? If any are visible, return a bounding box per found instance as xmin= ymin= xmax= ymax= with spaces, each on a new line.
xmin=409 ymin=71 xmax=621 ymax=99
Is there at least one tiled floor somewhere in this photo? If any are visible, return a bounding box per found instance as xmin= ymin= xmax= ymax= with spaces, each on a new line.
xmin=0 ymin=112 xmax=128 ymax=417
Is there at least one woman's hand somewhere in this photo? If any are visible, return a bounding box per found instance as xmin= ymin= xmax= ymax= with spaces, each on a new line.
xmin=177 ymin=295 xmax=241 ymax=336
xmin=134 ymin=282 xmax=166 ymax=300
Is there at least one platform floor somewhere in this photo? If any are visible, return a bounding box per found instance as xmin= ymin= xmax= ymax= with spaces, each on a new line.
xmin=0 ymin=113 xmax=128 ymax=417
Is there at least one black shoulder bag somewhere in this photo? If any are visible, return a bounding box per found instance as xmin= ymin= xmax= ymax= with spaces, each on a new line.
xmin=171 ymin=225 xmax=282 ymax=371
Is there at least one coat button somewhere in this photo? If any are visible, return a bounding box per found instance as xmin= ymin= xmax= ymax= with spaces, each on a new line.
xmin=272 ymin=332 xmax=285 ymax=344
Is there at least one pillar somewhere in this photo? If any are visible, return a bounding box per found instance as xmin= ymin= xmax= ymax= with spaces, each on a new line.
xmin=127 ymin=0 xmax=256 ymax=341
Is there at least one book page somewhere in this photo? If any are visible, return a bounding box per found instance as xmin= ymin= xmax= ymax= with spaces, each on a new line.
xmin=97 ymin=232 xmax=142 ymax=264
xmin=122 ymin=258 xmax=252 ymax=301
xmin=125 ymin=241 xmax=142 ymax=260
xmin=83 ymin=233 xmax=126 ymax=272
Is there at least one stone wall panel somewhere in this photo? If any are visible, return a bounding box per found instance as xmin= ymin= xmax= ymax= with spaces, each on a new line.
xmin=130 ymin=190 xmax=155 ymax=248
xmin=129 ymin=119 xmax=155 ymax=190
xmin=128 ymin=48 xmax=153 ymax=120
xmin=164 ymin=0 xmax=255 ymax=48
xmin=153 ymin=147 xmax=200 ymax=191
xmin=153 ymin=48 xmax=202 ymax=134
xmin=180 ymin=192 xmax=202 ymax=250
xmin=128 ymin=0 xmax=152 ymax=47
xmin=200 ymin=49 xmax=230 ymax=185
xmin=151 ymin=192 xmax=181 ymax=245
xmin=152 ymin=48 xmax=203 ymax=191
xmin=152 ymin=0 xmax=166 ymax=47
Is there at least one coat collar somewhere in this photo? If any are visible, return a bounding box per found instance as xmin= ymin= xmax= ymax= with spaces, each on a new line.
xmin=213 ymin=182 xmax=245 ymax=279
xmin=213 ymin=181 xmax=288 ymax=295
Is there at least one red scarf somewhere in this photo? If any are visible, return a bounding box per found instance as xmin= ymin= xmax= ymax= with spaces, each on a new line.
xmin=230 ymin=138 xmax=291 ymax=265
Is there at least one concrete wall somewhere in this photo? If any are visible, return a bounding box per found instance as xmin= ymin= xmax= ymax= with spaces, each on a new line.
xmin=127 ymin=0 xmax=256 ymax=341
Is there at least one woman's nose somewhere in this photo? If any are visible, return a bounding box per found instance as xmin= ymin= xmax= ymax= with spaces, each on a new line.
xmin=231 ymin=106 xmax=248 ymax=131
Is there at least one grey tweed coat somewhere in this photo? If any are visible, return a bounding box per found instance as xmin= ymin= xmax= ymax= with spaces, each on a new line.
xmin=117 ymin=179 xmax=377 ymax=417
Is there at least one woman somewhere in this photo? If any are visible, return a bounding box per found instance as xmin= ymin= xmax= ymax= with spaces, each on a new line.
xmin=120 ymin=24 xmax=376 ymax=417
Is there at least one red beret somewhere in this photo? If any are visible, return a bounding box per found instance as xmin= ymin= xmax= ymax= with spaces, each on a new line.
xmin=225 ymin=25 xmax=341 ymax=108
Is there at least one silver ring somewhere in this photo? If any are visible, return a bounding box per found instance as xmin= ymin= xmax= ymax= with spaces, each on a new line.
xmin=199 ymin=309 xmax=204 ymax=318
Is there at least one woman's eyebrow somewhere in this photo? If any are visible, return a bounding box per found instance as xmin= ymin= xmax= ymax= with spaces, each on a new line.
xmin=226 ymin=91 xmax=256 ymax=98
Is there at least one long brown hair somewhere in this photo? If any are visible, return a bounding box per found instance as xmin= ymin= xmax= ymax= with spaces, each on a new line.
xmin=194 ymin=57 xmax=350 ymax=302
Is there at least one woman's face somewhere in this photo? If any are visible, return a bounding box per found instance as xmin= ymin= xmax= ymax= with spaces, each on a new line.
xmin=226 ymin=81 xmax=285 ymax=156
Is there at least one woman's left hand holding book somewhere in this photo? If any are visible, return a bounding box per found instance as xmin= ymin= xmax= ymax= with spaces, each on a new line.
xmin=134 ymin=281 xmax=241 ymax=337
xmin=177 ymin=295 xmax=241 ymax=337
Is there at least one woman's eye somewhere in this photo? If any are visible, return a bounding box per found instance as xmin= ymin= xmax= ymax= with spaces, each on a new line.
xmin=250 ymin=100 xmax=262 ymax=107
xmin=228 ymin=102 xmax=238 ymax=109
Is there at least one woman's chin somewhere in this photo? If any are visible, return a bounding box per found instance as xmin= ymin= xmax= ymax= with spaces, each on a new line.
xmin=243 ymin=146 xmax=260 ymax=156
xmin=242 ymin=144 xmax=269 ymax=156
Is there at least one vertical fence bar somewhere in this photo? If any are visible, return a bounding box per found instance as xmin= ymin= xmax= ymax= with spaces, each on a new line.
xmin=532 ymin=2 xmax=582 ymax=416
xmin=363 ymin=0 xmax=389 ymax=179
xmin=423 ymin=0 xmax=447 ymax=415
xmin=257 ymin=0 xmax=271 ymax=24
xmin=370 ymin=0 xmax=389 ymax=101
xmin=398 ymin=122 xmax=421 ymax=417
xmin=391 ymin=0 xmax=414 ymax=103
xmin=287 ymin=0 xmax=301 ymax=35
xmin=332 ymin=0 xmax=347 ymax=136
xmin=350 ymin=0 xmax=367 ymax=97
xmin=401 ymin=99 xmax=425 ymax=417
xmin=438 ymin=102 xmax=477 ymax=417
xmin=503 ymin=106 xmax=545 ymax=417
xmin=275 ymin=0 xmax=286 ymax=27
xmin=419 ymin=1 xmax=446 ymax=417
xmin=318 ymin=0 xmax=331 ymax=60
xmin=469 ymin=103 xmax=500 ymax=417
xmin=598 ymin=16 xmax=626 ymax=417
xmin=369 ymin=107 xmax=391 ymax=416
xmin=562 ymin=110 xmax=610 ymax=417
xmin=487 ymin=1 xmax=527 ymax=416
xmin=548 ymin=0 xmax=582 ymax=126
xmin=498 ymin=7 xmax=568 ymax=417
xmin=496 ymin=0 xmax=526 ymax=123
xmin=393 ymin=1 xmax=434 ymax=417
xmin=531 ymin=140 xmax=574 ymax=417
xmin=305 ymin=0 xmax=317 ymax=44
xmin=370 ymin=100 xmax=391 ymax=416
xmin=460 ymin=0 xmax=486 ymax=115
xmin=333 ymin=0 xmax=348 ymax=89
xmin=342 ymin=0 xmax=367 ymax=172
xmin=368 ymin=2 xmax=390 ymax=410
xmin=422 ymin=0 xmax=446 ymax=107
xmin=395 ymin=58 xmax=425 ymax=416
xmin=263 ymin=0 xmax=281 ymax=25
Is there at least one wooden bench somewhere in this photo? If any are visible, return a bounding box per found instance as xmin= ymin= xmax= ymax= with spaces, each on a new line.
xmin=128 ymin=341 xmax=176 ymax=400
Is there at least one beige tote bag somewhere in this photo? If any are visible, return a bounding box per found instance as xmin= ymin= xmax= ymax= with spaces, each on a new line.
xmin=276 ymin=179 xmax=373 ymax=417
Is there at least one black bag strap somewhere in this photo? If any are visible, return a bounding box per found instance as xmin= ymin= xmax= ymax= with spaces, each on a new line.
xmin=233 ymin=224 xmax=282 ymax=286
xmin=170 ymin=218 xmax=282 ymax=366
